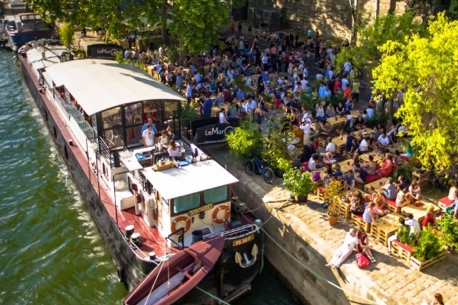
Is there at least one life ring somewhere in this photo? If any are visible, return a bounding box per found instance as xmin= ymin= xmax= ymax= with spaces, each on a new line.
xmin=171 ymin=216 xmax=191 ymax=235
xmin=212 ymin=205 xmax=230 ymax=224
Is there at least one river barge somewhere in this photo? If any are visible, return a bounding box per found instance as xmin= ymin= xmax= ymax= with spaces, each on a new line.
xmin=18 ymin=40 xmax=262 ymax=304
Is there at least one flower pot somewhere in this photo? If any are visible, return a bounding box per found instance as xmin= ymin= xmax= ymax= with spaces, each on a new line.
xmin=410 ymin=251 xmax=446 ymax=271
xmin=328 ymin=215 xmax=338 ymax=226
xmin=297 ymin=194 xmax=308 ymax=203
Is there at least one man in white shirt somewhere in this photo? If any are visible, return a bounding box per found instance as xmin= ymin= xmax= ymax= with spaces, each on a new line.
xmin=142 ymin=125 xmax=155 ymax=147
xmin=341 ymin=77 xmax=350 ymax=91
xmin=359 ymin=137 xmax=369 ymax=152
xmin=325 ymin=137 xmax=336 ymax=153
xmin=366 ymin=106 xmax=375 ymax=118
xmin=300 ymin=119 xmax=312 ymax=145
xmin=308 ymin=154 xmax=319 ymax=171
xmin=405 ymin=213 xmax=421 ymax=238
xmin=343 ymin=61 xmax=352 ymax=73
xmin=377 ymin=132 xmax=391 ymax=147
xmin=219 ymin=108 xmax=228 ymax=124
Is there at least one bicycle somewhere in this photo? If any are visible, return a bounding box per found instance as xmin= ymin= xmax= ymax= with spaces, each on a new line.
xmin=245 ymin=156 xmax=275 ymax=184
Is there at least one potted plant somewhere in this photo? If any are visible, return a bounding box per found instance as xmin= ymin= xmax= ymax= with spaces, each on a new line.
xmin=282 ymin=168 xmax=316 ymax=203
xmin=322 ymin=180 xmax=344 ymax=225
xmin=410 ymin=227 xmax=446 ymax=271
xmin=226 ymin=121 xmax=263 ymax=161
xmin=262 ymin=116 xmax=294 ymax=176
xmin=438 ymin=213 xmax=458 ymax=253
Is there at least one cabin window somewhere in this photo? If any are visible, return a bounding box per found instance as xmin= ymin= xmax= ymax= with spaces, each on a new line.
xmin=173 ymin=193 xmax=200 ymax=214
xmin=203 ymin=186 xmax=228 ymax=204
xmin=101 ymin=107 xmax=124 ymax=148
xmin=124 ymin=102 xmax=143 ymax=148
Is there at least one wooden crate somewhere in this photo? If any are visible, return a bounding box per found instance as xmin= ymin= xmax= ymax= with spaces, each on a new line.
xmin=152 ymin=162 xmax=174 ymax=171
xmin=392 ymin=241 xmax=413 ymax=262
xmin=385 ymin=199 xmax=400 ymax=214
xmin=351 ymin=214 xmax=371 ymax=233
xmin=337 ymin=198 xmax=350 ymax=218
xmin=410 ymin=251 xmax=446 ymax=271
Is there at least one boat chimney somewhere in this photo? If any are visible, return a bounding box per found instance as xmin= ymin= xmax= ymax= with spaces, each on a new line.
xmin=125 ymin=225 xmax=134 ymax=238
xmin=191 ymin=230 xmax=203 ymax=244
xmin=131 ymin=233 xmax=141 ymax=246
xmin=254 ymin=219 xmax=262 ymax=229
xmin=149 ymin=252 xmax=156 ymax=261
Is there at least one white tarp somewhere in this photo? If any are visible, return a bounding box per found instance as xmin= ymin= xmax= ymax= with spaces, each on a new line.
xmin=142 ymin=160 xmax=239 ymax=200
xmin=45 ymin=59 xmax=185 ymax=115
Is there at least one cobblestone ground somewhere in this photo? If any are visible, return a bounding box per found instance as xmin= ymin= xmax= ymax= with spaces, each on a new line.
xmin=206 ymin=144 xmax=458 ymax=305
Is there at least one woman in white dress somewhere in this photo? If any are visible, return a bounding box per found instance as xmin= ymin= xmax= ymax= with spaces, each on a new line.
xmin=326 ymin=229 xmax=359 ymax=269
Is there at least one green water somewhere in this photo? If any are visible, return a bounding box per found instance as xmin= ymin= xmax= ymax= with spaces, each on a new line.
xmin=0 ymin=50 xmax=301 ymax=305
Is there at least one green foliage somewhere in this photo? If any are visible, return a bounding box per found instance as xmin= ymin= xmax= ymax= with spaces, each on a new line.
xmin=282 ymin=168 xmax=316 ymax=197
xmin=226 ymin=121 xmax=263 ymax=160
xmin=391 ymin=159 xmax=415 ymax=182
xmin=412 ymin=227 xmax=443 ymax=262
xmin=323 ymin=180 xmax=344 ymax=216
xmin=373 ymin=13 xmax=458 ymax=171
xmin=397 ymin=225 xmax=417 ymax=246
xmin=336 ymin=11 xmax=425 ymax=72
xmin=58 ymin=22 xmax=74 ymax=49
xmin=180 ymin=103 xmax=200 ymax=122
xmin=168 ymin=0 xmax=229 ymax=54
xmin=438 ymin=213 xmax=458 ymax=253
xmin=262 ymin=116 xmax=293 ymax=170
xmin=276 ymin=158 xmax=291 ymax=173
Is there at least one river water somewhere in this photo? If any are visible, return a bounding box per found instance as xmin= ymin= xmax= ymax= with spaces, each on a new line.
xmin=0 ymin=49 xmax=301 ymax=305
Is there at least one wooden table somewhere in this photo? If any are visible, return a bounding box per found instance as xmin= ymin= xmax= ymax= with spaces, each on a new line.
xmin=401 ymin=203 xmax=441 ymax=223
xmin=331 ymin=135 xmax=347 ymax=153
xmin=359 ymin=151 xmax=384 ymax=163
xmin=364 ymin=178 xmax=385 ymax=192
xmin=336 ymin=160 xmax=353 ymax=174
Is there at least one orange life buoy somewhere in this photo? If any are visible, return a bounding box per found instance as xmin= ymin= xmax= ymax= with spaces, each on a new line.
xmin=212 ymin=205 xmax=230 ymax=224
xmin=171 ymin=216 xmax=191 ymax=235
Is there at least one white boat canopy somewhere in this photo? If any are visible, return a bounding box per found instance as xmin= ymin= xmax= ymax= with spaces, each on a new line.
xmin=141 ymin=160 xmax=239 ymax=200
xmin=45 ymin=59 xmax=185 ymax=116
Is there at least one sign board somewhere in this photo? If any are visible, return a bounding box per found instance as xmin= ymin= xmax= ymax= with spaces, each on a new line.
xmin=86 ymin=44 xmax=123 ymax=60
xmin=191 ymin=118 xmax=240 ymax=145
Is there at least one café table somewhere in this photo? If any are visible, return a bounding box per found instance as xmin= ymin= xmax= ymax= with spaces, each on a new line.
xmin=363 ymin=178 xmax=385 ymax=193
xmin=370 ymin=214 xmax=402 ymax=246
xmin=336 ymin=159 xmax=354 ymax=174
xmin=401 ymin=202 xmax=441 ymax=223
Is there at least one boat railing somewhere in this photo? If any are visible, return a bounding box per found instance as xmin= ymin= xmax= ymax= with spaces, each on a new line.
xmin=166 ymin=228 xmax=185 ymax=250
xmin=98 ymin=137 xmax=112 ymax=161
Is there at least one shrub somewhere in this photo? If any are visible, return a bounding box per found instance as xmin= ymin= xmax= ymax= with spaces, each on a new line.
xmin=226 ymin=121 xmax=263 ymax=160
xmin=412 ymin=227 xmax=443 ymax=262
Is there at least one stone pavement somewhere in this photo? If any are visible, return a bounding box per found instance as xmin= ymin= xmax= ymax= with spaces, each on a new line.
xmin=205 ymin=144 xmax=458 ymax=305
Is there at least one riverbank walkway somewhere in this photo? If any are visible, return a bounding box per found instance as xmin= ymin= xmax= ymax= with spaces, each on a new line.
xmin=205 ymin=143 xmax=458 ymax=305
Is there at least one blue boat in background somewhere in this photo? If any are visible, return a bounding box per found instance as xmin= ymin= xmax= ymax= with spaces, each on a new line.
xmin=5 ymin=13 xmax=55 ymax=51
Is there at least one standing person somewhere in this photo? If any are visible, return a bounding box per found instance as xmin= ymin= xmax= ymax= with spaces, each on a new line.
xmin=326 ymin=229 xmax=359 ymax=269
xmin=300 ymin=119 xmax=312 ymax=146
xmin=141 ymin=117 xmax=158 ymax=134
xmin=202 ymin=94 xmax=213 ymax=118
xmin=230 ymin=16 xmax=235 ymax=36
xmin=142 ymin=125 xmax=155 ymax=147
xmin=254 ymin=103 xmax=263 ymax=131
xmin=422 ymin=293 xmax=445 ymax=305
xmin=219 ymin=108 xmax=228 ymax=124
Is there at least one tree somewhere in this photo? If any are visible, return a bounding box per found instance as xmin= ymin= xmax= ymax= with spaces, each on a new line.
xmin=336 ymin=11 xmax=425 ymax=73
xmin=58 ymin=22 xmax=75 ymax=49
xmin=373 ymin=13 xmax=458 ymax=171
xmin=168 ymin=0 xmax=229 ymax=54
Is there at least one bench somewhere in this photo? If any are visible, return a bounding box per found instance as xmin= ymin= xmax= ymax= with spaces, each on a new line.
xmin=351 ymin=214 xmax=371 ymax=233
xmin=115 ymin=189 xmax=136 ymax=210
xmin=392 ymin=240 xmax=413 ymax=262
xmin=385 ymin=198 xmax=400 ymax=213
xmin=438 ymin=197 xmax=453 ymax=211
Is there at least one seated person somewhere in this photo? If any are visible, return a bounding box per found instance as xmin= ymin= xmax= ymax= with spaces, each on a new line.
xmin=363 ymin=155 xmax=377 ymax=175
xmin=159 ymin=130 xmax=169 ymax=146
xmin=422 ymin=205 xmax=436 ymax=227
xmin=292 ymin=154 xmax=303 ymax=169
xmin=357 ymin=229 xmax=376 ymax=263
xmin=395 ymin=187 xmax=411 ymax=208
xmin=405 ymin=181 xmax=421 ymax=202
xmin=387 ymin=217 xmax=407 ymax=255
xmin=354 ymin=115 xmax=366 ymax=130
xmin=325 ymin=137 xmax=336 ymax=154
xmin=450 ymin=190 xmax=458 ymax=218
xmin=322 ymin=151 xmax=335 ymax=165
xmin=321 ymin=120 xmax=333 ymax=135
xmin=405 ymin=213 xmax=421 ymax=238
xmin=345 ymin=132 xmax=355 ymax=152
xmin=323 ymin=168 xmax=333 ymax=186
xmin=358 ymin=136 xmax=369 ymax=153
xmin=377 ymin=153 xmax=393 ymax=177
xmin=448 ymin=181 xmax=458 ymax=201
xmin=167 ymin=140 xmax=181 ymax=158
xmin=343 ymin=170 xmax=355 ymax=190
xmin=395 ymin=175 xmax=409 ymax=192
xmin=363 ymin=202 xmax=378 ymax=223
xmin=353 ymin=163 xmax=366 ymax=184
xmin=381 ymin=177 xmax=397 ymax=200
xmin=393 ymin=149 xmax=403 ymax=166
xmin=343 ymin=116 xmax=356 ymax=133
xmin=332 ymin=163 xmax=342 ymax=178
xmin=350 ymin=192 xmax=365 ymax=215
xmin=308 ymin=154 xmax=320 ymax=171
xmin=364 ymin=186 xmax=377 ymax=203
xmin=376 ymin=132 xmax=391 ymax=149
xmin=373 ymin=192 xmax=389 ymax=215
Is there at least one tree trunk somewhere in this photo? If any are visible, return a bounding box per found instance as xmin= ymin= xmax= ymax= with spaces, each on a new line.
xmin=161 ymin=1 xmax=169 ymax=43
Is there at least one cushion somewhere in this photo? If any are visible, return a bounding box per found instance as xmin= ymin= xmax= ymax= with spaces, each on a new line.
xmin=393 ymin=240 xmax=413 ymax=253
xmin=385 ymin=198 xmax=396 ymax=208
xmin=439 ymin=197 xmax=453 ymax=207
xmin=365 ymin=174 xmax=379 ymax=183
